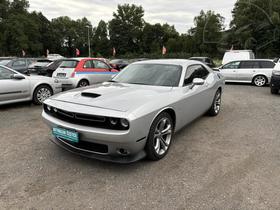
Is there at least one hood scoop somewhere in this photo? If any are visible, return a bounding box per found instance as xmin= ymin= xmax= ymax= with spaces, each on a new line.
xmin=81 ymin=92 xmax=101 ymax=98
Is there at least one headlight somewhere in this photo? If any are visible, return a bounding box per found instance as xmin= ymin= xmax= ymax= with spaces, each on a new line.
xmin=109 ymin=118 xmax=118 ymax=126
xmin=47 ymin=105 xmax=52 ymax=112
xmin=120 ymin=118 xmax=129 ymax=128
xmin=273 ymin=70 xmax=280 ymax=76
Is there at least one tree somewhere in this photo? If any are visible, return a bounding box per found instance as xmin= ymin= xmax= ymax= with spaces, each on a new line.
xmin=230 ymin=0 xmax=280 ymax=57
xmin=92 ymin=20 xmax=110 ymax=57
xmin=109 ymin=4 xmax=144 ymax=55
xmin=190 ymin=10 xmax=224 ymax=56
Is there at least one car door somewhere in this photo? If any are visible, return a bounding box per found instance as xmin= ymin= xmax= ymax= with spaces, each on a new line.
xmin=0 ymin=67 xmax=30 ymax=102
xmin=177 ymin=65 xmax=213 ymax=127
xmin=237 ymin=61 xmax=259 ymax=82
xmin=91 ymin=60 xmax=116 ymax=83
xmin=219 ymin=61 xmax=240 ymax=81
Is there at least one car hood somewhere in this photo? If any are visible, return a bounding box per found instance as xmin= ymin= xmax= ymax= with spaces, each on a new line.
xmin=51 ymin=82 xmax=173 ymax=112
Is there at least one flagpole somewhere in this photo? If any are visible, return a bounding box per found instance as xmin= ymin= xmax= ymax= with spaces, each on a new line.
xmin=86 ymin=26 xmax=91 ymax=57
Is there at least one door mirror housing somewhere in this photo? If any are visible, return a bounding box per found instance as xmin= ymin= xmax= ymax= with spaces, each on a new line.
xmin=190 ymin=78 xmax=205 ymax=89
xmin=11 ymin=74 xmax=25 ymax=80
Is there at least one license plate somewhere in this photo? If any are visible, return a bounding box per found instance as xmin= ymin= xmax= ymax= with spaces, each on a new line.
xmin=52 ymin=127 xmax=79 ymax=143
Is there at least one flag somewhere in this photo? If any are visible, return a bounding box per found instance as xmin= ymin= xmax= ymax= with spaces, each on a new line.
xmin=112 ymin=47 xmax=116 ymax=57
xmin=76 ymin=48 xmax=80 ymax=57
xmin=162 ymin=46 xmax=167 ymax=55
xmin=22 ymin=49 xmax=26 ymax=57
xmin=46 ymin=49 xmax=50 ymax=57
xmin=230 ymin=45 xmax=234 ymax=51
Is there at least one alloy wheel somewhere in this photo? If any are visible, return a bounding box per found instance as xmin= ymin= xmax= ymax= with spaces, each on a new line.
xmin=214 ymin=92 xmax=221 ymax=114
xmin=254 ymin=76 xmax=266 ymax=87
xmin=153 ymin=117 xmax=173 ymax=156
xmin=37 ymin=87 xmax=52 ymax=103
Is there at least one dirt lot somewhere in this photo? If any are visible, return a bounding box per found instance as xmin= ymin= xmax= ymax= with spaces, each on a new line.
xmin=0 ymin=85 xmax=280 ymax=210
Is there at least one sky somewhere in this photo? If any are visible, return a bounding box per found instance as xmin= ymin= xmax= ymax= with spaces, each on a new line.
xmin=28 ymin=0 xmax=237 ymax=33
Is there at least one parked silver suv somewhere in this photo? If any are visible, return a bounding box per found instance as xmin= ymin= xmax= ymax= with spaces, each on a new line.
xmin=216 ymin=59 xmax=275 ymax=86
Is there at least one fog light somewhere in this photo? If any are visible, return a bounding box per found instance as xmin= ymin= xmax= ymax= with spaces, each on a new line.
xmin=109 ymin=118 xmax=118 ymax=126
xmin=120 ymin=118 xmax=129 ymax=128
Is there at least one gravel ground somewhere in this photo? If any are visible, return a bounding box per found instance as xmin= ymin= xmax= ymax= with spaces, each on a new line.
xmin=0 ymin=85 xmax=280 ymax=210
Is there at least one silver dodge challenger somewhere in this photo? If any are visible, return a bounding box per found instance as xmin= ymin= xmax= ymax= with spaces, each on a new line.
xmin=42 ymin=59 xmax=225 ymax=163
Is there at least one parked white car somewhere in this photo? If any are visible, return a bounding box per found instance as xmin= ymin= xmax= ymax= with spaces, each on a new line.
xmin=222 ymin=50 xmax=255 ymax=65
xmin=216 ymin=59 xmax=275 ymax=86
xmin=0 ymin=65 xmax=62 ymax=105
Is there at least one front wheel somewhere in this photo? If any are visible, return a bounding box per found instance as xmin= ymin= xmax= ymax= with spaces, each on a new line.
xmin=33 ymin=85 xmax=53 ymax=105
xmin=207 ymin=89 xmax=222 ymax=116
xmin=253 ymin=75 xmax=267 ymax=87
xmin=145 ymin=112 xmax=174 ymax=161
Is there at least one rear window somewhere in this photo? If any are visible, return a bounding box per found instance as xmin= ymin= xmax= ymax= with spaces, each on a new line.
xmin=59 ymin=60 xmax=78 ymax=68
xmin=239 ymin=61 xmax=260 ymax=69
xmin=260 ymin=61 xmax=275 ymax=68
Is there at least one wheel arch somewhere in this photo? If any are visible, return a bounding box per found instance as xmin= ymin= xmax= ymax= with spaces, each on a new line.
xmin=152 ymin=107 xmax=177 ymax=130
xmin=77 ymin=78 xmax=90 ymax=87
xmin=32 ymin=83 xmax=54 ymax=96
xmin=252 ymin=74 xmax=268 ymax=84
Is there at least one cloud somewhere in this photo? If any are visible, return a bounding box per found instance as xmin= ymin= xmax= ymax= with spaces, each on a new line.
xmin=28 ymin=0 xmax=236 ymax=33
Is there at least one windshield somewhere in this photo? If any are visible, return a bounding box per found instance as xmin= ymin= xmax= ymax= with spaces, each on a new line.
xmin=59 ymin=60 xmax=78 ymax=68
xmin=0 ymin=60 xmax=12 ymax=65
xmin=112 ymin=64 xmax=182 ymax=87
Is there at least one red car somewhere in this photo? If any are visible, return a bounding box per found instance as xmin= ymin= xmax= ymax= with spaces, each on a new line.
xmin=52 ymin=58 xmax=119 ymax=89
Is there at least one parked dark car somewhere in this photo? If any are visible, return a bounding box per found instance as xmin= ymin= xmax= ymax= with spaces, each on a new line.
xmin=0 ymin=58 xmax=37 ymax=74
xmin=28 ymin=59 xmax=64 ymax=77
xmin=189 ymin=57 xmax=216 ymax=68
xmin=270 ymin=69 xmax=280 ymax=94
xmin=109 ymin=59 xmax=129 ymax=70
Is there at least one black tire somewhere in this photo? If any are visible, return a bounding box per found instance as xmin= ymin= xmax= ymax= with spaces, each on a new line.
xmin=253 ymin=75 xmax=267 ymax=87
xmin=33 ymin=85 xmax=53 ymax=105
xmin=145 ymin=112 xmax=174 ymax=161
xmin=207 ymin=89 xmax=222 ymax=116
xmin=271 ymin=88 xmax=279 ymax=94
xmin=77 ymin=79 xmax=89 ymax=88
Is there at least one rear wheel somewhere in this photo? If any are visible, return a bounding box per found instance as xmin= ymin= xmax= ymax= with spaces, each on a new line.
xmin=33 ymin=85 xmax=53 ymax=105
xmin=271 ymin=88 xmax=279 ymax=94
xmin=253 ymin=75 xmax=267 ymax=87
xmin=77 ymin=79 xmax=89 ymax=88
xmin=207 ymin=89 xmax=222 ymax=116
xmin=145 ymin=112 xmax=174 ymax=161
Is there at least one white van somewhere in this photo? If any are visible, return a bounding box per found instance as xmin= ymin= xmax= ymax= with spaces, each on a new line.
xmin=222 ymin=50 xmax=255 ymax=65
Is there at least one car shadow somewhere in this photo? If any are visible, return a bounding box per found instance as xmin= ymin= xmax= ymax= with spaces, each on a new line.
xmin=0 ymin=101 xmax=39 ymax=111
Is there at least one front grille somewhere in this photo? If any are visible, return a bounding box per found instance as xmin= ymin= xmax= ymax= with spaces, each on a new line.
xmin=44 ymin=105 xmax=128 ymax=130
xmin=58 ymin=137 xmax=108 ymax=154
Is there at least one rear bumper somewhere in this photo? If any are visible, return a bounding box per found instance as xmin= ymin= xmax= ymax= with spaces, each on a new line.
xmin=270 ymin=75 xmax=280 ymax=89
xmin=54 ymin=78 xmax=78 ymax=90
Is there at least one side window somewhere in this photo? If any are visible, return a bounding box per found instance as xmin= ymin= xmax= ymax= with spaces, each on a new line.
xmin=0 ymin=67 xmax=14 ymax=80
xmin=184 ymin=65 xmax=209 ymax=86
xmin=83 ymin=60 xmax=94 ymax=68
xmin=239 ymin=61 xmax=260 ymax=69
xmin=222 ymin=61 xmax=240 ymax=69
xmin=260 ymin=61 xmax=275 ymax=68
xmin=12 ymin=60 xmax=26 ymax=67
xmin=95 ymin=61 xmax=110 ymax=69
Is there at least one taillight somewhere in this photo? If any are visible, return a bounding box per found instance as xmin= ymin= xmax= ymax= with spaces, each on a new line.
xmin=71 ymin=72 xmax=76 ymax=78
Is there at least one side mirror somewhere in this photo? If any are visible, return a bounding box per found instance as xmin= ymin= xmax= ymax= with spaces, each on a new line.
xmin=190 ymin=78 xmax=205 ymax=89
xmin=11 ymin=74 xmax=25 ymax=80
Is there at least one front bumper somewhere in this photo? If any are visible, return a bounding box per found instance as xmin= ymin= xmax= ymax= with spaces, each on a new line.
xmin=270 ymin=75 xmax=280 ymax=89
xmin=42 ymin=111 xmax=148 ymax=163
